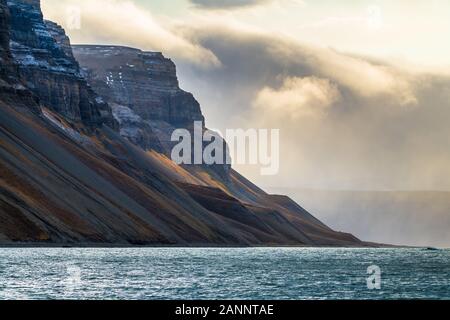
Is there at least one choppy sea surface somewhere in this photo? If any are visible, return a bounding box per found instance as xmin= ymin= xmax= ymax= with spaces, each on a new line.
xmin=0 ymin=248 xmax=448 ymax=300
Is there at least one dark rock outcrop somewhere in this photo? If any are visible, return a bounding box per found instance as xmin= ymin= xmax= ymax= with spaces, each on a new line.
xmin=6 ymin=0 xmax=117 ymax=129
xmin=0 ymin=0 xmax=37 ymax=108
xmin=0 ymin=0 xmax=12 ymax=80
xmin=0 ymin=0 xmax=17 ymax=84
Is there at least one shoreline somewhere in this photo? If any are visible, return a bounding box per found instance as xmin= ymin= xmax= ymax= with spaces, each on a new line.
xmin=0 ymin=243 xmax=411 ymax=249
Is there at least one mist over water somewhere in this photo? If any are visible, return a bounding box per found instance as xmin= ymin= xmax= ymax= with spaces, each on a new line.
xmin=268 ymin=188 xmax=450 ymax=248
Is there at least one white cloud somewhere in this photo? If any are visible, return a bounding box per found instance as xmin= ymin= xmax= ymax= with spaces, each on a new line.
xmin=311 ymin=48 xmax=418 ymax=105
xmin=254 ymin=77 xmax=340 ymax=120
xmin=263 ymin=38 xmax=418 ymax=106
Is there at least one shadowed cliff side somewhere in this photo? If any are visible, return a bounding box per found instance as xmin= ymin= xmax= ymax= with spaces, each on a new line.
xmin=0 ymin=0 xmax=38 ymax=107
xmin=6 ymin=0 xmax=117 ymax=129
xmin=0 ymin=0 xmax=13 ymax=81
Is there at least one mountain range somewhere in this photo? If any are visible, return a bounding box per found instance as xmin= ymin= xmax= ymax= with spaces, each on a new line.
xmin=0 ymin=0 xmax=367 ymax=246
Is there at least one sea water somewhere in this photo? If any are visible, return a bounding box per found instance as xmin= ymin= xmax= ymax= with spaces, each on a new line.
xmin=0 ymin=248 xmax=448 ymax=300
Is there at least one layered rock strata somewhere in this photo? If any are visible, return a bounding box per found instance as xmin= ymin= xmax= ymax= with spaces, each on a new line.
xmin=73 ymin=45 xmax=230 ymax=177
xmin=7 ymin=0 xmax=116 ymax=128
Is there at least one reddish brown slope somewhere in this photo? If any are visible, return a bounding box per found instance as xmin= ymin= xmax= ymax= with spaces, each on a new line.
xmin=0 ymin=97 xmax=364 ymax=246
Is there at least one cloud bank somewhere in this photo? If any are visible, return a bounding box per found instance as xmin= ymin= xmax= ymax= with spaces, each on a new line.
xmin=175 ymin=26 xmax=450 ymax=191
xmin=254 ymin=77 xmax=340 ymax=120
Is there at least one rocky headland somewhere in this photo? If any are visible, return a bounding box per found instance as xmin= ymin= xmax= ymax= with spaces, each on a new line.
xmin=0 ymin=0 xmax=367 ymax=247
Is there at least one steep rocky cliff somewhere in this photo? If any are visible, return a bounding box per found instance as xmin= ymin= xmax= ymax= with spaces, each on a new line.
xmin=0 ymin=0 xmax=367 ymax=247
xmin=6 ymin=0 xmax=116 ymax=129
xmin=74 ymin=46 xmax=204 ymax=126
xmin=0 ymin=0 xmax=12 ymax=81
xmin=73 ymin=45 xmax=230 ymax=177
xmin=0 ymin=0 xmax=19 ymax=85
xmin=0 ymin=0 xmax=37 ymax=108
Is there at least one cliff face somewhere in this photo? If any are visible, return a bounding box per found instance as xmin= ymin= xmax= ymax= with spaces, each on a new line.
xmin=0 ymin=1 xmax=366 ymax=247
xmin=73 ymin=46 xmax=204 ymax=126
xmin=0 ymin=0 xmax=15 ymax=83
xmin=0 ymin=0 xmax=37 ymax=108
xmin=0 ymin=0 xmax=10 ymax=78
xmin=73 ymin=45 xmax=229 ymax=176
xmin=6 ymin=0 xmax=116 ymax=129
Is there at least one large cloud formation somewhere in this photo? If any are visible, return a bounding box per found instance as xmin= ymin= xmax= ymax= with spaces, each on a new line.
xmin=254 ymin=77 xmax=341 ymax=120
xmin=175 ymin=26 xmax=450 ymax=191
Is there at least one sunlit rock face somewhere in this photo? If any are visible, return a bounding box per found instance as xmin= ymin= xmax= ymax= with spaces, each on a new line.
xmin=6 ymin=0 xmax=117 ymax=129
xmin=73 ymin=45 xmax=231 ymax=178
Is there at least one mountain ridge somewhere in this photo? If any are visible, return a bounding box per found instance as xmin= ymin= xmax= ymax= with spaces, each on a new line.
xmin=0 ymin=0 xmax=369 ymax=247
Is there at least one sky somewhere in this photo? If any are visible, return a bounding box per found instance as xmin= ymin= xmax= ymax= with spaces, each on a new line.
xmin=41 ymin=0 xmax=450 ymax=191
xmin=42 ymin=0 xmax=450 ymax=69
